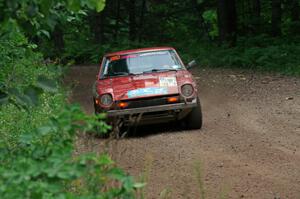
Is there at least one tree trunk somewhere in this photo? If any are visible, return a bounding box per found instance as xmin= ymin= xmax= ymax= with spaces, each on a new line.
xmin=52 ymin=25 xmax=64 ymax=55
xmin=217 ymin=0 xmax=237 ymax=46
xmin=271 ymin=0 xmax=282 ymax=36
xmin=138 ymin=0 xmax=147 ymax=41
xmin=114 ymin=0 xmax=121 ymax=40
xmin=192 ymin=0 xmax=212 ymax=40
xmin=290 ymin=0 xmax=300 ymax=34
xmin=94 ymin=12 xmax=105 ymax=43
xmin=291 ymin=0 xmax=299 ymax=22
xmin=252 ymin=0 xmax=261 ymax=32
xmin=129 ymin=0 xmax=137 ymax=41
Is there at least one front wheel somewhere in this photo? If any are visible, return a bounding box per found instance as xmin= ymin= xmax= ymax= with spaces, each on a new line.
xmin=184 ymin=98 xmax=203 ymax=129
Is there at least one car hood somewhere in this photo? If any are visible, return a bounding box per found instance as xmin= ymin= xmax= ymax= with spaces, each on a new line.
xmin=112 ymin=71 xmax=180 ymax=100
xmin=96 ymin=70 xmax=194 ymax=101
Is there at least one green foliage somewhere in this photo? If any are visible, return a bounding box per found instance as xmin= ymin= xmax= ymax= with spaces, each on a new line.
xmin=0 ymin=48 xmax=140 ymax=199
xmin=43 ymin=0 xmax=299 ymax=76
xmin=0 ymin=26 xmax=62 ymax=109
xmin=0 ymin=103 xmax=139 ymax=199
xmin=3 ymin=0 xmax=300 ymax=76
xmin=68 ymin=0 xmax=106 ymax=12
xmin=0 ymin=13 xmax=142 ymax=198
xmin=177 ymin=35 xmax=300 ymax=76
xmin=63 ymin=38 xmax=154 ymax=64
xmin=202 ymin=10 xmax=218 ymax=39
xmin=0 ymin=0 xmax=105 ymax=41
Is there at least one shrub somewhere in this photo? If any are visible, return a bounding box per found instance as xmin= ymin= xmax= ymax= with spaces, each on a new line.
xmin=0 ymin=34 xmax=142 ymax=198
xmin=176 ymin=35 xmax=300 ymax=76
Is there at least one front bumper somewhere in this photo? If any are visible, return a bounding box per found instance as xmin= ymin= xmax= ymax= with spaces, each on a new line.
xmin=106 ymin=101 xmax=197 ymax=117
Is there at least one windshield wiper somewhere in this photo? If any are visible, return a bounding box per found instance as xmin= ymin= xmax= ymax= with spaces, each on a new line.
xmin=104 ymin=72 xmax=128 ymax=77
xmin=143 ymin=68 xmax=178 ymax=74
xmin=104 ymin=72 xmax=141 ymax=78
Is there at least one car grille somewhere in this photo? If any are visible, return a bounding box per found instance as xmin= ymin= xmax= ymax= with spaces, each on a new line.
xmin=122 ymin=95 xmax=179 ymax=109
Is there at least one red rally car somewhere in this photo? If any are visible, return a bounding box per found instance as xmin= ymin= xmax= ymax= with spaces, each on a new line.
xmin=93 ymin=47 xmax=202 ymax=133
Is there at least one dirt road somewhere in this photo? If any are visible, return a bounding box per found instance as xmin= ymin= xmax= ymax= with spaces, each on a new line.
xmin=66 ymin=66 xmax=300 ymax=199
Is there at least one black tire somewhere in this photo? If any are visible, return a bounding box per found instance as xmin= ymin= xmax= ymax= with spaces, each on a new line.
xmin=184 ymin=98 xmax=203 ymax=129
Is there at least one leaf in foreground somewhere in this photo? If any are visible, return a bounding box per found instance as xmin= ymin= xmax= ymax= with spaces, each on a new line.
xmin=36 ymin=75 xmax=58 ymax=93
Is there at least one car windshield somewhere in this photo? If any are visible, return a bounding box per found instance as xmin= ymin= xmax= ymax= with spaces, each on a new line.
xmin=101 ymin=50 xmax=183 ymax=78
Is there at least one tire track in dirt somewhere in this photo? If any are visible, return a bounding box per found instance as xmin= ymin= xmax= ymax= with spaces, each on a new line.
xmin=66 ymin=65 xmax=300 ymax=199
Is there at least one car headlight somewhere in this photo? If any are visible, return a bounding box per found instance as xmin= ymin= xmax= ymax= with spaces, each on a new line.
xmin=181 ymin=84 xmax=194 ymax=97
xmin=100 ymin=94 xmax=113 ymax=106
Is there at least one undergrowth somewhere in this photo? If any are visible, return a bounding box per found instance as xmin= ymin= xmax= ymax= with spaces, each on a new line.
xmin=58 ymin=34 xmax=300 ymax=76
xmin=0 ymin=33 xmax=142 ymax=198
xmin=175 ymin=35 xmax=300 ymax=76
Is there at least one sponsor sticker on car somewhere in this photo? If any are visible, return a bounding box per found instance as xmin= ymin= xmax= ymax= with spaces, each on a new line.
xmin=159 ymin=77 xmax=177 ymax=87
xmin=127 ymin=87 xmax=168 ymax=98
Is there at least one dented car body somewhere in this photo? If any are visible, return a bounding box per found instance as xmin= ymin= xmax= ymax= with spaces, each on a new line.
xmin=93 ymin=47 xmax=202 ymax=131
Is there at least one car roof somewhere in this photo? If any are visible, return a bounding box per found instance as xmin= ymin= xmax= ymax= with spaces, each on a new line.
xmin=104 ymin=47 xmax=175 ymax=57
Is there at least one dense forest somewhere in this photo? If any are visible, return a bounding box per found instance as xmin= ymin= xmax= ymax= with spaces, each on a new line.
xmin=1 ymin=0 xmax=299 ymax=73
xmin=0 ymin=0 xmax=299 ymax=198
xmin=3 ymin=0 xmax=298 ymax=74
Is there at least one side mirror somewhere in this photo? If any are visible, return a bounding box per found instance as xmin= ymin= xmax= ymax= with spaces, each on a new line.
xmin=186 ymin=60 xmax=197 ymax=70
